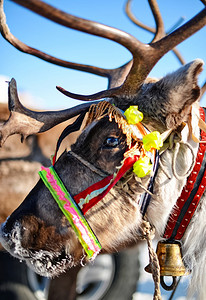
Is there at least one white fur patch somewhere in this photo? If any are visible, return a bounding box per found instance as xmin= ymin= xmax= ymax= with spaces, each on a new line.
xmin=0 ymin=221 xmax=76 ymax=277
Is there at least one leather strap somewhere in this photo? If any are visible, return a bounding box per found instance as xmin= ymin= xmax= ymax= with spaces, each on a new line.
xmin=163 ymin=107 xmax=206 ymax=240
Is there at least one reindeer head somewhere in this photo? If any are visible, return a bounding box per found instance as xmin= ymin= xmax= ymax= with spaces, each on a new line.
xmin=0 ymin=95 xmax=144 ymax=277
xmin=0 ymin=0 xmax=205 ymax=279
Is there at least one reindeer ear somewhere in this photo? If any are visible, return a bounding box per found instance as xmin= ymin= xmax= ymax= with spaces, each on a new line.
xmin=132 ymin=59 xmax=204 ymax=132
xmin=162 ymin=59 xmax=204 ymax=128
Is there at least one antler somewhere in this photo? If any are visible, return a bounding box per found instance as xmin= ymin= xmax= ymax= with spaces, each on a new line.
xmin=0 ymin=0 xmax=134 ymax=146
xmin=3 ymin=0 xmax=205 ymax=101
xmin=49 ymin=1 xmax=206 ymax=101
xmin=0 ymin=78 xmax=93 ymax=146
xmin=0 ymin=0 xmax=131 ymax=87
xmin=0 ymin=0 xmax=205 ymax=146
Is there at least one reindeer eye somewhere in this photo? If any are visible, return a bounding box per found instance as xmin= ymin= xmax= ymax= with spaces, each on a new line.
xmin=103 ymin=137 xmax=120 ymax=148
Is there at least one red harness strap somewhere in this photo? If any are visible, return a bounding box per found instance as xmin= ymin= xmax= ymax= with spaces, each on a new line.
xmin=163 ymin=107 xmax=206 ymax=240
xmin=74 ymin=155 xmax=139 ymax=214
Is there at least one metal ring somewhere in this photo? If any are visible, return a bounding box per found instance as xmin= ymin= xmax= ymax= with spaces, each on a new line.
xmin=160 ymin=276 xmax=177 ymax=291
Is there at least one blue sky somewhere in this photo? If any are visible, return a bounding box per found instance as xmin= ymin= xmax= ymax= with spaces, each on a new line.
xmin=1 ymin=0 xmax=206 ymax=109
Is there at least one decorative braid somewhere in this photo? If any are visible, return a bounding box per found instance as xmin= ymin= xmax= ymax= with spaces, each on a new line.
xmin=85 ymin=101 xmax=111 ymax=125
xmin=139 ymin=219 xmax=162 ymax=300
xmin=85 ymin=101 xmax=142 ymax=148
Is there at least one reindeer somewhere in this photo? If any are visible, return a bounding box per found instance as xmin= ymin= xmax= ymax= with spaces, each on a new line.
xmin=0 ymin=0 xmax=206 ymax=299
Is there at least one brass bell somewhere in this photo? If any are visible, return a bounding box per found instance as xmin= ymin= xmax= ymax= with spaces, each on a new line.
xmin=145 ymin=240 xmax=189 ymax=290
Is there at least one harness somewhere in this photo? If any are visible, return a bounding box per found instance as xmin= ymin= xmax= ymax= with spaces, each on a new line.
xmin=163 ymin=107 xmax=206 ymax=241
xmin=148 ymin=107 xmax=206 ymax=294
xmin=39 ymin=102 xmax=160 ymax=259
xmin=39 ymin=102 xmax=205 ymax=267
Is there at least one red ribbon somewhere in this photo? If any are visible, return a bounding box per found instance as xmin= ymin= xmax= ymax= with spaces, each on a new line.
xmin=74 ymin=155 xmax=139 ymax=214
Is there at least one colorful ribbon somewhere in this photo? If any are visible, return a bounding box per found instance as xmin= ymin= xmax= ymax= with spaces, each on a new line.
xmin=39 ymin=166 xmax=102 ymax=259
xmin=74 ymin=155 xmax=139 ymax=214
xmin=39 ymin=104 xmax=162 ymax=260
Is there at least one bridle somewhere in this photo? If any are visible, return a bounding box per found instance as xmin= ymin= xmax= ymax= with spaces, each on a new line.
xmin=69 ymin=151 xmax=108 ymax=177
xmin=39 ymin=102 xmax=160 ymax=259
xmin=39 ymin=100 xmax=206 ymax=262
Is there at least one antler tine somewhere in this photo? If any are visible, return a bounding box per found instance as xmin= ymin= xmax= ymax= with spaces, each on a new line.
xmin=56 ymin=86 xmax=120 ymax=102
xmin=125 ymin=0 xmax=185 ymax=64
xmin=56 ymin=60 xmax=133 ymax=99
xmin=107 ymin=61 xmax=133 ymax=88
xmin=0 ymin=79 xmax=93 ymax=147
xmin=152 ymin=8 xmax=206 ymax=59
xmin=125 ymin=0 xmax=165 ymax=42
xmin=125 ymin=0 xmax=155 ymax=34
xmin=56 ymin=61 xmax=133 ymax=100
xmin=147 ymin=0 xmax=165 ymax=42
xmin=56 ymin=61 xmax=133 ymax=101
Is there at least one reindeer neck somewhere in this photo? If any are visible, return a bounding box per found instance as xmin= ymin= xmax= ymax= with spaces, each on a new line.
xmin=147 ymin=103 xmax=202 ymax=238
